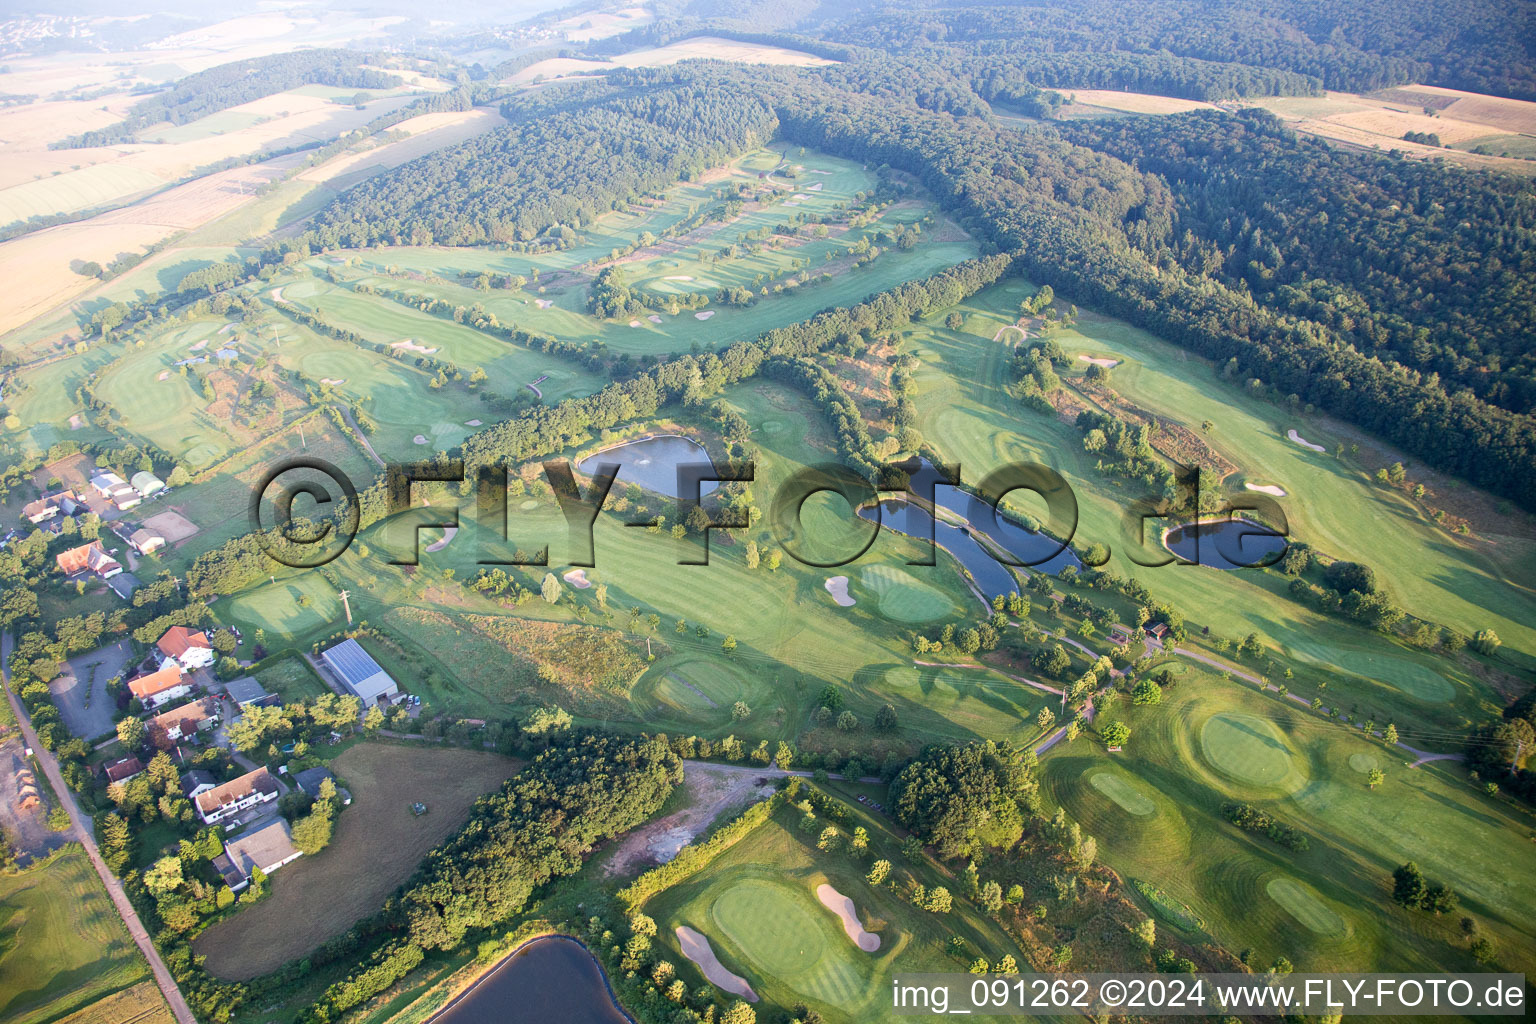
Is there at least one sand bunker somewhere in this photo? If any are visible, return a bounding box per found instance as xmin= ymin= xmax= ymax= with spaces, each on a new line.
xmin=563 ymin=568 xmax=592 ymax=589
xmin=695 ymin=310 xmax=715 ymax=320
xmin=424 ymin=527 xmax=457 ymax=553
xmin=412 ymin=434 xmax=429 ymax=445
xmin=321 ymin=377 xmax=346 ymax=386
xmin=1077 ymin=355 xmax=1120 ymax=368
xmin=189 ymin=339 xmax=208 ymax=351
xmin=1244 ymin=483 xmax=1287 ymax=497
xmin=269 ymin=286 xmax=284 ymax=302
xmin=157 ymin=371 xmax=170 ymax=381
xmin=676 ymin=927 xmax=757 ymax=1001
xmin=218 ymin=324 xmax=234 ymax=335
xmin=806 ymin=181 xmax=823 ymax=191
xmin=648 ymin=314 xmax=663 ymax=323
xmin=792 ymin=193 xmax=810 ymax=200
xmin=1287 ymin=429 xmax=1325 ymax=452
xmin=629 ymin=319 xmax=642 ymax=327
xmin=536 ymin=298 xmax=554 ymax=309
xmin=465 ymin=418 xmax=482 ymax=426
xmin=391 ymin=339 xmax=439 ymax=354
xmin=664 ymin=275 xmax=694 ymax=281
xmin=816 ymin=884 xmax=880 ymax=952
xmin=68 ymin=413 xmax=84 ymax=429
xmin=824 ymin=576 xmax=855 ymax=607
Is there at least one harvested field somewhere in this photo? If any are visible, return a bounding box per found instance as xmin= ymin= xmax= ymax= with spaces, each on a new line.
xmin=298 ymin=108 xmax=508 ymax=185
xmin=1322 ymin=108 xmax=1495 ymax=146
xmin=193 ymin=743 xmax=520 ymax=979
xmin=1368 ymin=84 xmax=1536 ymax=134
xmin=614 ymin=36 xmax=837 ymax=69
xmin=1060 ymin=89 xmax=1216 ymax=114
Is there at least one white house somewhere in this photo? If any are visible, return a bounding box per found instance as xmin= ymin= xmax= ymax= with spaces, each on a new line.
xmin=156 ymin=626 xmax=217 ymax=671
xmin=194 ymin=767 xmax=280 ymax=825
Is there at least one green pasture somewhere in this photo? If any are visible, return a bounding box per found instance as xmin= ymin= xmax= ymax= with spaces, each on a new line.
xmin=632 ymin=653 xmax=777 ymax=725
xmin=302 ymin=145 xmax=976 ymax=358
xmin=220 ymin=569 xmax=342 ymax=644
xmin=1451 ymin=134 xmax=1536 ymax=159
xmin=271 ymin=275 xmax=605 ymax=405
xmin=92 ymin=319 xmax=241 ymax=467
xmin=0 ymin=846 xmax=150 ymax=1024
xmin=646 ymin=799 xmax=1026 ymax=1024
xmin=1040 ymin=675 xmax=1536 ymax=975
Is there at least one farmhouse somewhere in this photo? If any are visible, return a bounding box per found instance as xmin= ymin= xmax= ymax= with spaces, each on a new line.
xmin=102 ymin=757 xmax=143 ymax=785
xmin=55 ymin=540 xmax=122 ymax=580
xmin=148 ymin=697 xmax=219 ymax=744
xmin=195 ymin=766 xmax=280 ymax=825
xmin=22 ymin=490 xmax=79 ymax=524
xmin=130 ymin=471 xmax=165 ymax=498
xmin=223 ymin=676 xmax=272 ymax=707
xmin=157 ymin=625 xmax=216 ymax=671
xmin=129 ymin=527 xmax=165 ymax=555
xmin=128 ymin=662 xmax=192 ymax=710
xmin=217 ymin=818 xmax=302 ymax=891
xmin=89 ymin=471 xmax=140 ymax=510
xmin=321 ymin=638 xmax=399 ymax=705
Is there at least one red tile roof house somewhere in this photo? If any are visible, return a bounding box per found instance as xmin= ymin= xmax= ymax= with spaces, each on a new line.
xmin=147 ymin=697 xmax=219 ymax=745
xmin=102 ymin=756 xmax=144 ymax=785
xmin=128 ymin=662 xmax=192 ymax=711
xmin=55 ymin=540 xmax=123 ymax=580
xmin=195 ymin=767 xmax=280 ymax=826
xmin=156 ymin=625 xmax=217 ymax=671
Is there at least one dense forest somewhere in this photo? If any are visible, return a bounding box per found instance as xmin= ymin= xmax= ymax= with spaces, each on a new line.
xmin=284 ymin=50 xmax=1536 ymax=504
xmin=1061 ymin=110 xmax=1536 ymax=415
xmin=302 ymin=74 xmax=776 ymax=247
xmin=54 ymin=50 xmax=402 ymax=148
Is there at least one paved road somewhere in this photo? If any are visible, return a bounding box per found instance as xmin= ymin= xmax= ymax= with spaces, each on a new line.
xmin=1 ymin=633 xmax=197 ymax=1024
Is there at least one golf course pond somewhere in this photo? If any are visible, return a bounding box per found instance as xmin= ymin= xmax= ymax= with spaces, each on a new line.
xmin=578 ymin=434 xmax=717 ymax=500
xmin=431 ymin=936 xmax=630 ymax=1024
xmin=859 ymin=483 xmax=1081 ymax=604
xmin=1164 ymin=518 xmax=1287 ymax=570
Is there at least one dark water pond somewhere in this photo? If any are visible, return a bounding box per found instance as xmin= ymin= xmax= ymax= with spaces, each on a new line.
xmin=431 ymin=936 xmax=631 ymax=1024
xmin=1163 ymin=518 xmax=1287 ymax=570
xmin=856 ymin=458 xmax=1083 ymax=603
xmin=577 ymin=434 xmax=717 ymax=500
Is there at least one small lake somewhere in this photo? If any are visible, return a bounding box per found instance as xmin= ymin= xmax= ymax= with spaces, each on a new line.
xmin=431 ymin=936 xmax=631 ymax=1024
xmin=1163 ymin=518 xmax=1287 ymax=570
xmin=857 ymin=461 xmax=1082 ymax=603
xmin=577 ymin=434 xmax=717 ymax=500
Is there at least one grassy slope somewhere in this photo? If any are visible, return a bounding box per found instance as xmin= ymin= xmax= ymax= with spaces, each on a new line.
xmin=903 ymin=279 xmax=1532 ymax=739
xmin=645 ymin=799 xmax=1026 ymax=1024
xmin=0 ymin=846 xmax=150 ymax=1024
xmin=1040 ymin=673 xmax=1536 ymax=977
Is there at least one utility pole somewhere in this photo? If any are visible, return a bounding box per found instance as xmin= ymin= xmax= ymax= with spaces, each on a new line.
xmin=339 ymin=589 xmax=352 ymax=625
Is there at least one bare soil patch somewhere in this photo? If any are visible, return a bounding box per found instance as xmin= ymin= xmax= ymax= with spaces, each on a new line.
xmin=603 ymin=762 xmax=775 ymax=877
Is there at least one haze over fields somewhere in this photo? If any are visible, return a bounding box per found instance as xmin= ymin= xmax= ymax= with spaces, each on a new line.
xmin=1 ymin=3 xmax=1534 ymax=1024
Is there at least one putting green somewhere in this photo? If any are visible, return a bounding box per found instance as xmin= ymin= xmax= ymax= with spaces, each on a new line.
xmin=1199 ymin=713 xmax=1301 ymax=788
xmin=1089 ymin=771 xmax=1157 ymax=816
xmin=636 ymin=655 xmax=769 ymax=717
xmin=1347 ymin=752 xmax=1379 ymax=774
xmin=859 ymin=564 xmax=957 ymax=623
xmin=1266 ymin=878 xmax=1347 ymax=938
xmin=710 ymin=879 xmax=865 ymax=1007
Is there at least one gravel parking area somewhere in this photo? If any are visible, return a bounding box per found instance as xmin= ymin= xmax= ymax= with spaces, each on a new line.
xmin=48 ymin=639 xmax=132 ymax=740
